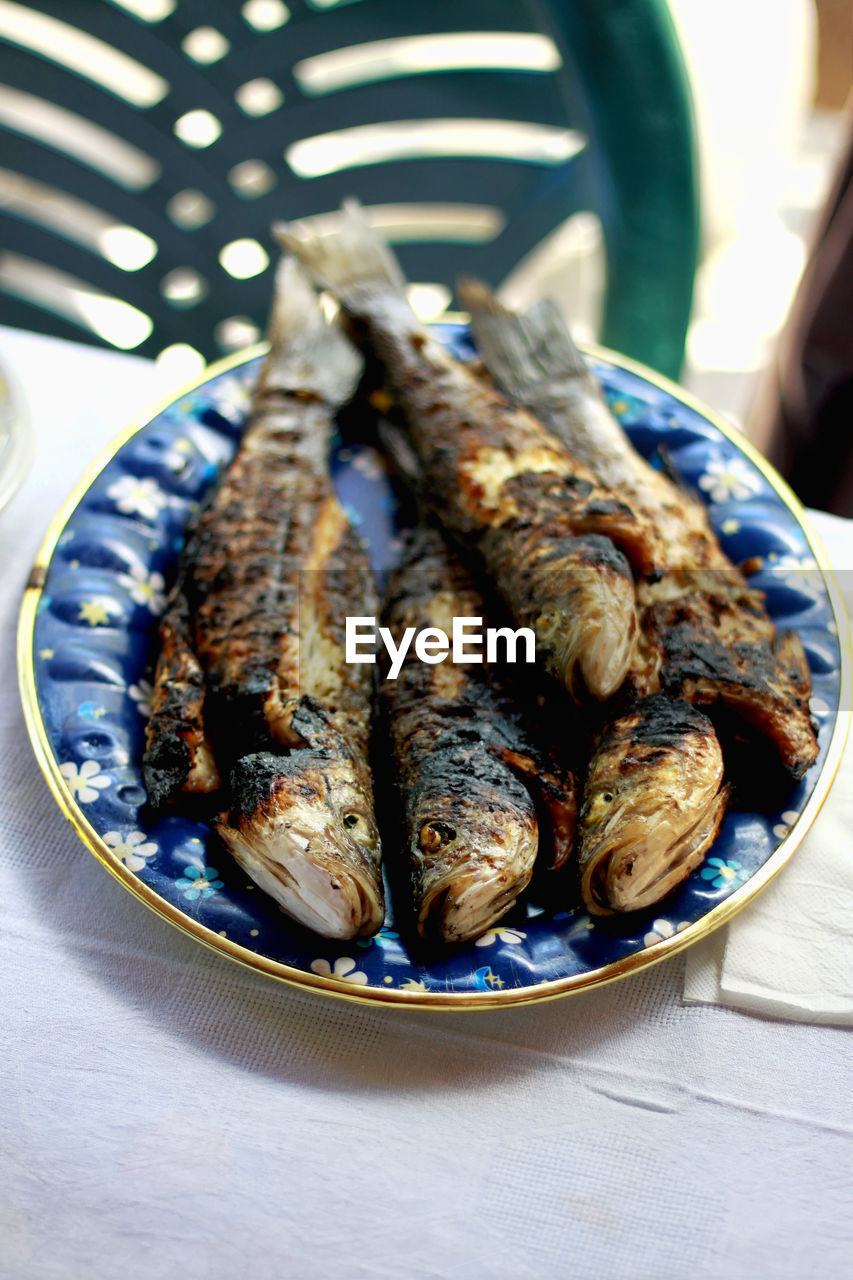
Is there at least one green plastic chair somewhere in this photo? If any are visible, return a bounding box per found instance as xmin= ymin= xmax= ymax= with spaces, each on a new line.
xmin=0 ymin=0 xmax=697 ymax=379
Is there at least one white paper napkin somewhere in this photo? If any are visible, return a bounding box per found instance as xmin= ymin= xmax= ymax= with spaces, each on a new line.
xmin=684 ymin=510 xmax=853 ymax=1024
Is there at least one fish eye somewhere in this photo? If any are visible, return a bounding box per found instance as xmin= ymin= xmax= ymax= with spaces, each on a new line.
xmin=419 ymin=821 xmax=456 ymax=852
xmin=343 ymin=813 xmax=360 ymax=829
xmin=602 ymin=792 xmax=614 ymax=803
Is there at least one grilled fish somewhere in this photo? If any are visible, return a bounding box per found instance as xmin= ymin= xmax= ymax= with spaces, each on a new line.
xmin=579 ymin=696 xmax=728 ymax=914
xmin=278 ymin=201 xmax=664 ymax=701
xmin=143 ymin=561 xmax=221 ymax=809
xmin=381 ymin=519 xmax=577 ymax=944
xmin=462 ymin=284 xmax=819 ymax=779
xmin=144 ymin=257 xmax=385 ymax=939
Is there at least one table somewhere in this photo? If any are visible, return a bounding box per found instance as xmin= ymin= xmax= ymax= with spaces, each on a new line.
xmin=1 ymin=326 xmax=851 ymax=1280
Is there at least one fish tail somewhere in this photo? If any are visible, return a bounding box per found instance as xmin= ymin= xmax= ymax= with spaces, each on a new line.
xmin=265 ymin=252 xmax=325 ymax=347
xmin=459 ymin=279 xmax=591 ymax=402
xmin=275 ymin=198 xmax=407 ymax=299
xmin=259 ymin=253 xmax=362 ymax=404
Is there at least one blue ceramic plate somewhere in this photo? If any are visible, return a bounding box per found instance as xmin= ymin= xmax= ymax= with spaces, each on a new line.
xmin=18 ymin=333 xmax=848 ymax=1007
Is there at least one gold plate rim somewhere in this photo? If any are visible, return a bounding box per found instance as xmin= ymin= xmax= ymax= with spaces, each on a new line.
xmin=16 ymin=340 xmax=852 ymax=1011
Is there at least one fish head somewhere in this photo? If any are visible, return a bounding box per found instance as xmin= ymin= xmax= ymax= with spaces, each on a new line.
xmin=527 ymin=535 xmax=638 ymax=701
xmin=412 ymin=785 xmax=538 ymax=944
xmin=579 ymin=697 xmax=728 ymax=914
xmin=217 ymin=749 xmax=384 ymax=940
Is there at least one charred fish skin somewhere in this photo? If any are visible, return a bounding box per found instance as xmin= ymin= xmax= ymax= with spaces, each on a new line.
xmin=641 ymin=586 xmax=818 ymax=779
xmin=381 ymin=523 xmax=576 ymax=943
xmin=143 ymin=578 xmax=221 ymax=808
xmin=463 ymin=283 xmax=819 ymax=778
xmin=277 ymin=201 xmax=654 ymax=702
xmin=579 ymin=695 xmax=729 ymax=915
xmin=183 ymin=259 xmax=368 ymax=763
xmin=144 ymin=257 xmax=386 ymax=939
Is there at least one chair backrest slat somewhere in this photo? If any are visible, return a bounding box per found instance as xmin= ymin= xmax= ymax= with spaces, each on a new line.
xmin=0 ymin=0 xmax=697 ymax=377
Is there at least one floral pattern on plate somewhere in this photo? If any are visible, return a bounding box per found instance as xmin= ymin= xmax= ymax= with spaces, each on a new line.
xmin=104 ymin=829 xmax=158 ymax=872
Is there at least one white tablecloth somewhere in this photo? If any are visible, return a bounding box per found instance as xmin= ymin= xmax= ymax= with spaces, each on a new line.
xmin=1 ymin=326 xmax=851 ymax=1280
